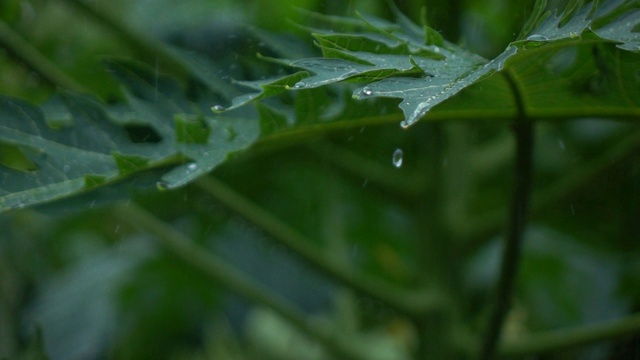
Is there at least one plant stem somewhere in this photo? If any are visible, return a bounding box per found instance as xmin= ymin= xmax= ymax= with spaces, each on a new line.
xmin=114 ymin=203 xmax=364 ymax=360
xmin=479 ymin=69 xmax=534 ymax=360
xmin=500 ymin=312 xmax=640 ymax=357
xmin=0 ymin=21 xmax=85 ymax=92
xmin=195 ymin=176 xmax=447 ymax=318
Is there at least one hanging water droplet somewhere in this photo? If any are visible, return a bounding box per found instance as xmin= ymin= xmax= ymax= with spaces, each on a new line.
xmin=392 ymin=148 xmax=403 ymax=168
xmin=293 ymin=81 xmax=306 ymax=88
xmin=400 ymin=120 xmax=410 ymax=129
xmin=187 ymin=163 xmax=198 ymax=171
xmin=526 ymin=34 xmax=549 ymax=42
xmin=362 ymin=87 xmax=373 ymax=96
xmin=212 ymin=105 xmax=226 ymax=112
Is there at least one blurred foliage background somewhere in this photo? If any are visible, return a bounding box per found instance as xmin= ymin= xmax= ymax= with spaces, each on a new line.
xmin=1 ymin=0 xmax=639 ymax=359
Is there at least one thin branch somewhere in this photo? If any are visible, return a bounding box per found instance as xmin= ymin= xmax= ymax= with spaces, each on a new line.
xmin=195 ymin=176 xmax=448 ymax=318
xmin=0 ymin=21 xmax=85 ymax=92
xmin=114 ymin=203 xmax=364 ymax=360
xmin=479 ymin=70 xmax=535 ymax=360
xmin=500 ymin=313 xmax=640 ymax=357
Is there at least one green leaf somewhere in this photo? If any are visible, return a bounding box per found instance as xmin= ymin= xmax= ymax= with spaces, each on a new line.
xmin=1 ymin=1 xmax=639 ymax=214
xmin=226 ymin=2 xmax=640 ymax=128
xmin=0 ymin=59 xmax=260 ymax=211
xmin=112 ymin=152 xmax=150 ymax=175
xmin=213 ymin=71 xmax=310 ymax=112
xmin=174 ymin=114 xmax=210 ymax=144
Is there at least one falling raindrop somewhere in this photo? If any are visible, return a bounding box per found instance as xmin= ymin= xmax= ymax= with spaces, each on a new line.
xmin=526 ymin=34 xmax=549 ymax=42
xmin=392 ymin=148 xmax=403 ymax=168
xmin=212 ymin=105 xmax=226 ymax=112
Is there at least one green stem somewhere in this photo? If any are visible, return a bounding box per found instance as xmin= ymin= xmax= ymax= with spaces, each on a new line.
xmin=195 ymin=176 xmax=447 ymax=318
xmin=479 ymin=70 xmax=534 ymax=360
xmin=500 ymin=313 xmax=640 ymax=357
xmin=0 ymin=21 xmax=85 ymax=92
xmin=114 ymin=203 xmax=364 ymax=360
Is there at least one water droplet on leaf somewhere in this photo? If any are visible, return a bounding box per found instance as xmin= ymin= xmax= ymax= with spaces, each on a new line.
xmin=400 ymin=121 xmax=410 ymax=129
xmin=187 ymin=163 xmax=198 ymax=171
xmin=526 ymin=34 xmax=549 ymax=42
xmin=293 ymin=81 xmax=306 ymax=88
xmin=212 ymin=105 xmax=226 ymax=112
xmin=362 ymin=87 xmax=373 ymax=96
xmin=392 ymin=148 xmax=403 ymax=168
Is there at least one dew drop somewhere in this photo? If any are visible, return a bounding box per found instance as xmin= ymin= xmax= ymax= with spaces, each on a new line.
xmin=293 ymin=81 xmax=306 ymax=88
xmin=392 ymin=148 xmax=403 ymax=168
xmin=187 ymin=163 xmax=198 ymax=171
xmin=362 ymin=87 xmax=373 ymax=96
xmin=212 ymin=105 xmax=226 ymax=112
xmin=526 ymin=34 xmax=549 ymax=42
xmin=400 ymin=120 xmax=410 ymax=129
